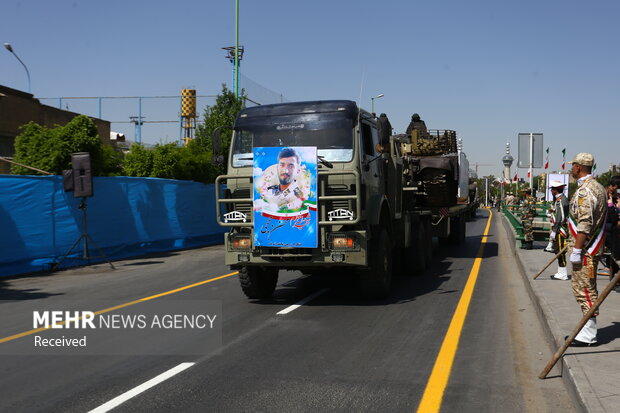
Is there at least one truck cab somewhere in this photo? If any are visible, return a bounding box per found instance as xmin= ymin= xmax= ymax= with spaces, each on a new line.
xmin=215 ymin=100 xmax=394 ymax=299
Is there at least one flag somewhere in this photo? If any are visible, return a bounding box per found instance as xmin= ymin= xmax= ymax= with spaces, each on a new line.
xmin=544 ymin=146 xmax=549 ymax=169
xmin=513 ymin=173 xmax=517 ymax=182
xmin=593 ymin=163 xmax=597 ymax=173
xmin=561 ymin=147 xmax=566 ymax=171
xmin=527 ymin=170 xmax=531 ymax=179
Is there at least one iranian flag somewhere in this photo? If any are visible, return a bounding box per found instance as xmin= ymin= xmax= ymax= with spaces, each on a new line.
xmin=544 ymin=147 xmax=549 ymax=169
xmin=513 ymin=173 xmax=518 ymax=182
xmin=561 ymin=147 xmax=566 ymax=171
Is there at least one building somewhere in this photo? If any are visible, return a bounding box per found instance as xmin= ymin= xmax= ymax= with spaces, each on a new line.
xmin=0 ymin=85 xmax=111 ymax=174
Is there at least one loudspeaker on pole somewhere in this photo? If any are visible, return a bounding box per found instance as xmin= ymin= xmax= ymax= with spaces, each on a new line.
xmin=71 ymin=152 xmax=93 ymax=198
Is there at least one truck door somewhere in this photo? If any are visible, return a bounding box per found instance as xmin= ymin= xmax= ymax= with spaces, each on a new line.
xmin=360 ymin=120 xmax=383 ymax=216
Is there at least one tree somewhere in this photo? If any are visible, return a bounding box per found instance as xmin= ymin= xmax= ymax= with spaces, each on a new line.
xmin=123 ymin=143 xmax=154 ymax=177
xmin=11 ymin=115 xmax=122 ymax=176
xmin=195 ymin=84 xmax=246 ymax=176
xmin=151 ymin=143 xmax=182 ymax=179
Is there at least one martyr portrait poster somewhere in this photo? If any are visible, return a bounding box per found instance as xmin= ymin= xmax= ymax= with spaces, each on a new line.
xmin=253 ymin=146 xmax=317 ymax=248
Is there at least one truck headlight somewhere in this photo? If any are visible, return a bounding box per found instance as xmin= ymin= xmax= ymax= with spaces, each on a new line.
xmin=231 ymin=235 xmax=252 ymax=250
xmin=328 ymin=233 xmax=359 ymax=251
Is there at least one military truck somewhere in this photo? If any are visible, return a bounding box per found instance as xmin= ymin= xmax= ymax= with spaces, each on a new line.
xmin=214 ymin=100 xmax=470 ymax=299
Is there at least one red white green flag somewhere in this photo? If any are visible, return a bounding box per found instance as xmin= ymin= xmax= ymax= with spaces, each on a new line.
xmin=561 ymin=147 xmax=566 ymax=171
xmin=544 ymin=147 xmax=549 ymax=169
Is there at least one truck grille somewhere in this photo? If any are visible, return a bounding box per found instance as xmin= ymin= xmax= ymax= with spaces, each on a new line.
xmin=230 ymin=188 xmax=252 ymax=216
xmin=324 ymin=184 xmax=355 ymax=216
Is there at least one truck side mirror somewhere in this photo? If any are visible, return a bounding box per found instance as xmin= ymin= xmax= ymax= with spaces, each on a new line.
xmin=377 ymin=114 xmax=392 ymax=146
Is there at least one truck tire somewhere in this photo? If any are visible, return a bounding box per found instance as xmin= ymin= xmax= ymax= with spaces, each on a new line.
xmin=239 ymin=266 xmax=278 ymax=299
xmin=403 ymin=221 xmax=427 ymax=275
xmin=448 ymin=216 xmax=466 ymax=245
xmin=359 ymin=227 xmax=392 ymax=298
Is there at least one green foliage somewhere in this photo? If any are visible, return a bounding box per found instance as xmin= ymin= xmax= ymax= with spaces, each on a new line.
xmin=123 ymin=141 xmax=220 ymax=183
xmin=151 ymin=143 xmax=182 ymax=179
xmin=11 ymin=115 xmax=122 ymax=176
xmin=596 ymin=170 xmax=616 ymax=187
xmin=174 ymin=140 xmax=219 ymax=183
xmin=123 ymin=143 xmax=154 ymax=177
xmin=195 ymin=84 xmax=246 ymax=176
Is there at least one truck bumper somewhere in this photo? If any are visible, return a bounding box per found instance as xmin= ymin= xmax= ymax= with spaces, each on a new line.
xmin=224 ymin=230 xmax=368 ymax=269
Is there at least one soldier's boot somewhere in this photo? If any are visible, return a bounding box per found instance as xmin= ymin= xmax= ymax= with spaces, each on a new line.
xmin=572 ymin=317 xmax=598 ymax=346
xmin=550 ymin=266 xmax=569 ymax=280
xmin=544 ymin=240 xmax=554 ymax=252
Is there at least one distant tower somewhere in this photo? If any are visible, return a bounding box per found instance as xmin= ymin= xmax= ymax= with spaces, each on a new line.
xmin=181 ymin=88 xmax=197 ymax=146
xmin=502 ymin=142 xmax=514 ymax=183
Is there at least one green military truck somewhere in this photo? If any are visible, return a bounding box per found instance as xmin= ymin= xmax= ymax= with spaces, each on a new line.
xmin=215 ymin=100 xmax=470 ymax=299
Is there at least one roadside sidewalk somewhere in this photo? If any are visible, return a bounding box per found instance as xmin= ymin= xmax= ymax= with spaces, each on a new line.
xmin=501 ymin=212 xmax=620 ymax=413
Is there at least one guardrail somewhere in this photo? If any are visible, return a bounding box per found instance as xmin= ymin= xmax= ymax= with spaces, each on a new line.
xmin=502 ymin=203 xmax=554 ymax=244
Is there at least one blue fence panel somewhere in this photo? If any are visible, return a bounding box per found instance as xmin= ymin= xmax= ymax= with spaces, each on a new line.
xmin=0 ymin=175 xmax=226 ymax=277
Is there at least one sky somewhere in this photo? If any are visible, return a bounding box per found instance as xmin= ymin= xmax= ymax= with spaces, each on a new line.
xmin=2 ymin=0 xmax=619 ymax=179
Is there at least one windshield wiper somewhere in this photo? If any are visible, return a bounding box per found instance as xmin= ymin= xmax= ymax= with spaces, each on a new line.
xmin=317 ymin=155 xmax=333 ymax=169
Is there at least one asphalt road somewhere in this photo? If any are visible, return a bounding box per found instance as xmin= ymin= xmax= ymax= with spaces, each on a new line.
xmin=0 ymin=209 xmax=577 ymax=412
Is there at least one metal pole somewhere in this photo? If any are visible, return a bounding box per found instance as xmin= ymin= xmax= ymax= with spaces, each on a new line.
xmin=179 ymin=95 xmax=183 ymax=145
xmin=98 ymin=96 xmax=102 ymax=119
xmin=59 ymin=97 xmax=62 ymax=109
xmin=138 ymin=97 xmax=142 ymax=144
xmin=485 ymin=178 xmax=489 ymax=207
xmin=235 ymin=0 xmax=240 ymax=98
xmin=529 ymin=133 xmax=533 ymax=190
xmin=371 ymin=97 xmax=374 ymax=113
xmin=231 ymin=61 xmax=235 ymax=95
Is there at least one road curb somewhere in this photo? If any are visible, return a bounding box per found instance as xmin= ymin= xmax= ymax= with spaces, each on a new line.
xmin=499 ymin=211 xmax=591 ymax=413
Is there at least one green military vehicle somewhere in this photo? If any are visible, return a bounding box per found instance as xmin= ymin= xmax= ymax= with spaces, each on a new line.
xmin=215 ymin=100 xmax=470 ymax=299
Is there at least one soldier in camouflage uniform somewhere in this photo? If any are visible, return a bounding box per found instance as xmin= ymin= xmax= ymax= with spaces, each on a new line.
xmin=567 ymin=153 xmax=607 ymax=346
xmin=520 ymin=189 xmax=536 ymax=249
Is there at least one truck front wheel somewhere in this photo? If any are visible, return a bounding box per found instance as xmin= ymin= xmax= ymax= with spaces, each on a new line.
xmin=239 ymin=266 xmax=279 ymax=299
xmin=359 ymin=227 xmax=392 ymax=298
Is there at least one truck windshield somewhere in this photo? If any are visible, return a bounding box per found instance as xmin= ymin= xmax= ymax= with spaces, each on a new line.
xmin=232 ymin=113 xmax=354 ymax=167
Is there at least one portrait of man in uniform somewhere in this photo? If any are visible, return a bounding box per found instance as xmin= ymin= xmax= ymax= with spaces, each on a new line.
xmin=253 ymin=146 xmax=317 ymax=248
xmin=262 ymin=147 xmax=306 ymax=211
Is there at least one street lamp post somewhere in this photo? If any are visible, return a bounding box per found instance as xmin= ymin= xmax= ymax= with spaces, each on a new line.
xmin=4 ymin=43 xmax=31 ymax=94
xmin=370 ymin=93 xmax=384 ymax=114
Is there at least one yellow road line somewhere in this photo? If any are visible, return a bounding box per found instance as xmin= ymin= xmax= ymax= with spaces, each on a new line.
xmin=416 ymin=210 xmax=493 ymax=413
xmin=0 ymin=271 xmax=238 ymax=344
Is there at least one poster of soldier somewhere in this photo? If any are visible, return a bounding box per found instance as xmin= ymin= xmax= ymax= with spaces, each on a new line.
xmin=253 ymin=146 xmax=318 ymax=248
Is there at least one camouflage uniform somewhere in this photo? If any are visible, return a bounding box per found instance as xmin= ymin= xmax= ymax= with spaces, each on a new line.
xmin=568 ymin=175 xmax=607 ymax=317
xmin=520 ymin=195 xmax=536 ymax=243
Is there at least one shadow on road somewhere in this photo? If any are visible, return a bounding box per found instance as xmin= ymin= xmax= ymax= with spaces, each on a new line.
xmin=0 ymin=277 xmax=64 ymax=301
xmin=248 ymin=232 xmax=500 ymax=308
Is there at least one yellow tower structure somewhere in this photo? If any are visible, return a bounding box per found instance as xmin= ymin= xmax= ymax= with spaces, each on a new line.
xmin=181 ymin=89 xmax=197 ymax=146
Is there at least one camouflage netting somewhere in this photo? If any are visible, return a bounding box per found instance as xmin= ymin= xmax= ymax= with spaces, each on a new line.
xmin=411 ymin=130 xmax=457 ymax=156
xmin=421 ymin=168 xmax=457 ymax=206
